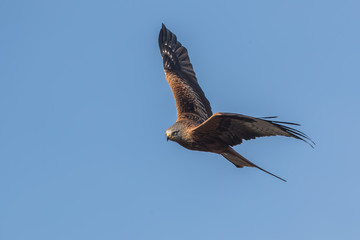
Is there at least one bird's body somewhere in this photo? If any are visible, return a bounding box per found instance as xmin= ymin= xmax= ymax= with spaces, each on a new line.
xmin=159 ymin=24 xmax=313 ymax=181
xmin=166 ymin=120 xmax=226 ymax=153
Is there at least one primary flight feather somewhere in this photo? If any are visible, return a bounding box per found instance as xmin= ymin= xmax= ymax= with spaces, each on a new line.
xmin=159 ymin=24 xmax=314 ymax=182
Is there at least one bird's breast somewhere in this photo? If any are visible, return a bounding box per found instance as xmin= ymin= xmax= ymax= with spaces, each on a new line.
xmin=177 ymin=133 xmax=227 ymax=153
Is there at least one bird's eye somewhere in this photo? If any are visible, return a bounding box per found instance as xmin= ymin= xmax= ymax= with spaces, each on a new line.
xmin=172 ymin=131 xmax=178 ymax=136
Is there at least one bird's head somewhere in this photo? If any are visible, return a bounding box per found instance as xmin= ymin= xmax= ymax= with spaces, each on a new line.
xmin=165 ymin=123 xmax=184 ymax=142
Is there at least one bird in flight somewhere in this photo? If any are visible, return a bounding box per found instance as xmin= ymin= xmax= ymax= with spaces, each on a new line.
xmin=158 ymin=24 xmax=313 ymax=182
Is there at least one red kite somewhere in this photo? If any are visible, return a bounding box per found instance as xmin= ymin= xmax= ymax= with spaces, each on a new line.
xmin=159 ymin=24 xmax=313 ymax=181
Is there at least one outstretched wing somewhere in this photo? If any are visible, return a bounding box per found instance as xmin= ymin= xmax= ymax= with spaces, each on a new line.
xmin=191 ymin=112 xmax=314 ymax=147
xmin=159 ymin=24 xmax=212 ymax=123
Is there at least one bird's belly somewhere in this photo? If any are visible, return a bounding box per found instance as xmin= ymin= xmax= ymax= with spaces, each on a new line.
xmin=177 ymin=139 xmax=226 ymax=154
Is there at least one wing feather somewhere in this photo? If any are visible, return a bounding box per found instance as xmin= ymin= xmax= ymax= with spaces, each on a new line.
xmin=191 ymin=112 xmax=314 ymax=147
xmin=159 ymin=24 xmax=212 ymax=123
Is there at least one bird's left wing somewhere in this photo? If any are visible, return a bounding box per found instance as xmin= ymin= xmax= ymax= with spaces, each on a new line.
xmin=159 ymin=24 xmax=212 ymax=123
xmin=191 ymin=112 xmax=314 ymax=147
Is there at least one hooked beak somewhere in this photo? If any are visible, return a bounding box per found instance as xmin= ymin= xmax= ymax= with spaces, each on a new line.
xmin=166 ymin=132 xmax=170 ymax=141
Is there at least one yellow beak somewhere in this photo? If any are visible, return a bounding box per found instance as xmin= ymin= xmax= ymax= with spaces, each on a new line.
xmin=166 ymin=132 xmax=171 ymax=141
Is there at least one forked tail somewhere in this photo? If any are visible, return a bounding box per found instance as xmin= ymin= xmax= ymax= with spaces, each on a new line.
xmin=221 ymin=148 xmax=287 ymax=182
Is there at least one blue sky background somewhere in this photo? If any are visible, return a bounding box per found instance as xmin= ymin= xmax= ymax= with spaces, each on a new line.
xmin=1 ymin=0 xmax=359 ymax=239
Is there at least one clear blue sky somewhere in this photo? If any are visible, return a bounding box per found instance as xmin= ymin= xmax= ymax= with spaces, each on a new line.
xmin=1 ymin=0 xmax=359 ymax=239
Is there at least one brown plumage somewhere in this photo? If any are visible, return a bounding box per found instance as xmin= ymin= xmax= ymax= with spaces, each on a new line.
xmin=159 ymin=24 xmax=314 ymax=182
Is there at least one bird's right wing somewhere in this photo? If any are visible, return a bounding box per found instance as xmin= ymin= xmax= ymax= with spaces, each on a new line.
xmin=191 ymin=112 xmax=314 ymax=147
xmin=159 ymin=24 xmax=212 ymax=123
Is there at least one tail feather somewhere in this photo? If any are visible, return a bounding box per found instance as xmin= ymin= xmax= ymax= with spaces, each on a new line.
xmin=221 ymin=148 xmax=287 ymax=182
